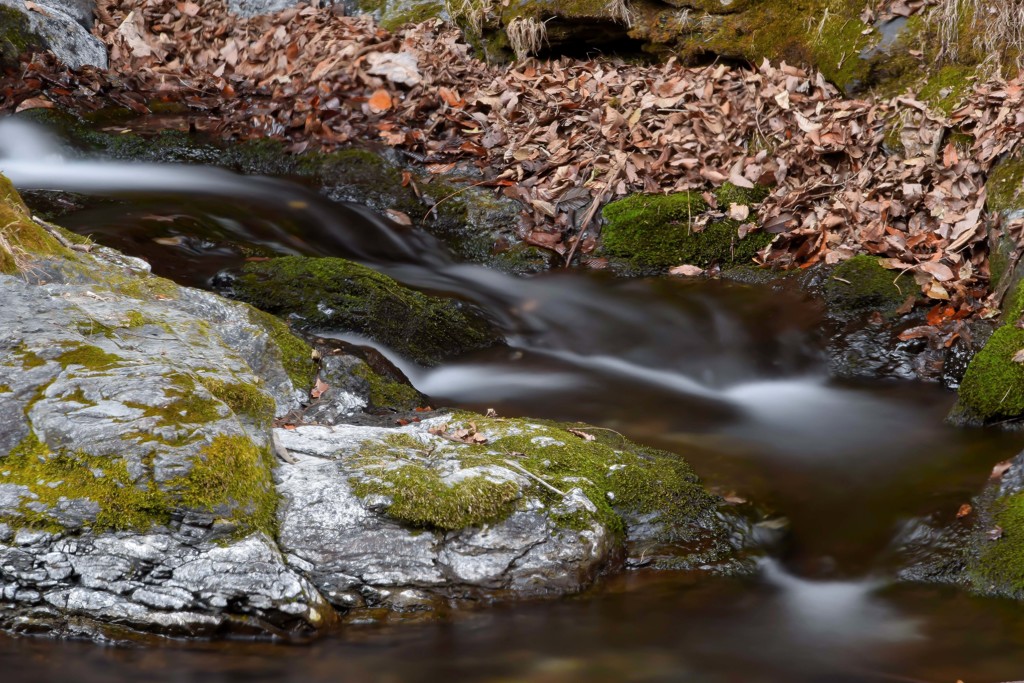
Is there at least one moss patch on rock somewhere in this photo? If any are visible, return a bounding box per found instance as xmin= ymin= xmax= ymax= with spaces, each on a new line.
xmin=988 ymin=155 xmax=1024 ymax=215
xmin=175 ymin=434 xmax=278 ymax=537
xmin=823 ymin=255 xmax=910 ymax=313
xmin=351 ymin=416 xmax=720 ymax=538
xmin=0 ymin=6 xmax=41 ymax=67
xmin=1 ymin=431 xmax=278 ymax=537
xmin=971 ymin=492 xmax=1024 ymax=594
xmin=601 ymin=191 xmax=772 ymax=269
xmin=232 ymin=256 xmax=502 ymax=366
xmin=196 ymin=376 xmax=276 ymax=426
xmin=352 ymin=361 xmax=423 ymax=411
xmin=246 ymin=307 xmax=317 ymax=391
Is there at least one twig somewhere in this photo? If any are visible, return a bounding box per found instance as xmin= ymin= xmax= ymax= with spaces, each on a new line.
xmin=272 ymin=431 xmax=298 ymax=464
xmin=32 ymin=216 xmax=93 ymax=252
xmin=503 ymin=458 xmax=567 ymax=497
xmin=420 ymin=179 xmax=490 ymax=223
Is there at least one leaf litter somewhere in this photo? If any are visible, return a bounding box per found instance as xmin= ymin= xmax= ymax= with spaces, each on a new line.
xmin=1 ymin=0 xmax=1023 ymax=346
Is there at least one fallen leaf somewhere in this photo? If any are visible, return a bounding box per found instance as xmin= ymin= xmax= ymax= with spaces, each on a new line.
xmin=991 ymin=460 xmax=1014 ymax=479
xmin=956 ymin=503 xmax=972 ymax=518
xmin=668 ymin=264 xmax=705 ymax=277
xmin=310 ymin=377 xmax=329 ymax=399
xmin=567 ymin=428 xmax=595 ymax=441
xmin=987 ymin=525 xmax=1005 ymax=541
xmin=728 ymin=203 xmax=750 ymax=221
xmin=367 ymin=89 xmax=393 ymax=114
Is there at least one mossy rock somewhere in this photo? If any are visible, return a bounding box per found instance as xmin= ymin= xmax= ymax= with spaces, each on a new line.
xmin=949 ymin=278 xmax=1024 ymax=425
xmin=822 ymin=255 xmax=910 ymax=314
xmin=971 ymin=489 xmax=1024 ymax=597
xmin=0 ymin=5 xmax=42 ymax=67
xmin=600 ymin=190 xmax=773 ymax=269
xmin=0 ymin=174 xmax=71 ymax=274
xmin=354 ymin=0 xmax=446 ymax=30
xmin=350 ymin=414 xmax=728 ymax=544
xmin=230 ymin=255 xmax=502 ymax=366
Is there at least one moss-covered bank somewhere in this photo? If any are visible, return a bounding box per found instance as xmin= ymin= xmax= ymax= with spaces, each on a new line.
xmin=0 ymin=174 xmax=71 ymax=274
xmin=822 ymin=254 xmax=911 ymax=315
xmin=231 ymin=255 xmax=502 ymax=366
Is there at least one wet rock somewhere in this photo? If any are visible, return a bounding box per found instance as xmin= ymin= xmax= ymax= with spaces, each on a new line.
xmin=226 ymin=0 xmax=303 ymax=17
xmin=0 ymin=0 xmax=107 ymax=70
xmin=274 ymin=414 xmax=766 ymax=614
xmin=894 ymin=448 xmax=1024 ymax=600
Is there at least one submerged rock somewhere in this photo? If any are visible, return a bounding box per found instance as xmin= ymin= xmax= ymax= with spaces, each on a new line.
xmin=0 ymin=0 xmax=107 ymax=70
xmin=274 ymin=414 xmax=766 ymax=614
xmin=228 ymin=255 xmax=503 ymax=366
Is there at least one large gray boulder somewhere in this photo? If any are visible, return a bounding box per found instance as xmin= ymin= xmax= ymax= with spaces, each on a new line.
xmin=0 ymin=0 xmax=107 ymax=69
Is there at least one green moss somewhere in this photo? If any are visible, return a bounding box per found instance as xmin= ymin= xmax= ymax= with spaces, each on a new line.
xmin=823 ymin=255 xmax=910 ymax=313
xmin=0 ymin=384 xmax=10 ymax=393
xmin=351 ymin=416 xmax=719 ymax=537
xmin=124 ymin=310 xmax=146 ymax=328
xmin=917 ymin=65 xmax=975 ymax=115
xmin=352 ymin=361 xmax=423 ymax=411
xmin=0 ymin=175 xmax=71 ymax=274
xmin=125 ymin=373 xmax=224 ymax=427
xmin=714 ymin=182 xmax=769 ymax=208
xmin=988 ymin=156 xmax=1024 ymax=214
xmin=174 ymin=434 xmax=278 ymax=537
xmin=352 ymin=462 xmax=521 ymax=531
xmin=233 ymin=256 xmax=501 ymax=366
xmin=973 ymin=493 xmax=1024 ymax=592
xmin=956 ymin=324 xmax=1024 ymax=423
xmin=0 ymin=6 xmax=40 ymax=67
xmin=1 ymin=431 xmax=277 ymax=536
xmin=1 ymin=433 xmax=172 ymax=532
xmin=601 ymin=192 xmax=772 ymax=269
xmin=11 ymin=343 xmax=45 ymax=369
xmin=56 ymin=345 xmax=123 ymax=371
xmin=196 ymin=376 xmax=276 ymax=425
xmin=246 ymin=307 xmax=317 ymax=391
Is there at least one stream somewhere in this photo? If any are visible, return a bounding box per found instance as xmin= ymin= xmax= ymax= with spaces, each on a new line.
xmin=3 ymin=118 xmax=1024 ymax=682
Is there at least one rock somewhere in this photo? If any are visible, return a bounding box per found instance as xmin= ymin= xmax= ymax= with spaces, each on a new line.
xmin=894 ymin=448 xmax=1024 ymax=600
xmin=274 ymin=414 xmax=766 ymax=613
xmin=600 ymin=184 xmax=774 ymax=272
xmin=226 ymin=0 xmax=304 ymax=17
xmin=227 ymin=255 xmax=503 ymax=366
xmin=0 ymin=0 xmax=107 ymax=70
xmin=0 ymin=174 xmax=329 ymax=639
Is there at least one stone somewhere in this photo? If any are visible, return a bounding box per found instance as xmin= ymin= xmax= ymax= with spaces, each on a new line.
xmin=0 ymin=0 xmax=107 ymax=69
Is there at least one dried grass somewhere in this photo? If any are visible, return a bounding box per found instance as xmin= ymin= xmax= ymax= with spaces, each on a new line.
xmin=444 ymin=0 xmax=490 ymax=34
xmin=607 ymin=0 xmax=635 ymax=28
xmin=507 ymin=17 xmax=546 ymax=60
xmin=933 ymin=0 xmax=1024 ymax=70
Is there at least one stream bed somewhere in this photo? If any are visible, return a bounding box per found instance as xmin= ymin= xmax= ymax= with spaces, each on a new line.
xmin=2 ymin=119 xmax=1024 ymax=682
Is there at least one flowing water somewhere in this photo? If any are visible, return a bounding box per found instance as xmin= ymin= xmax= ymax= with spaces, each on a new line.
xmin=2 ymin=118 xmax=1024 ymax=682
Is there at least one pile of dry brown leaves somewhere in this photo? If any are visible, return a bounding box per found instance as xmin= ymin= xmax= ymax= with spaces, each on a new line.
xmin=3 ymin=0 xmax=1024 ymax=328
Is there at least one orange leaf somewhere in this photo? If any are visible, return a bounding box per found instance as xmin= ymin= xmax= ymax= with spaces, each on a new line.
xmin=368 ymin=89 xmax=393 ymax=113
xmin=439 ymin=87 xmax=465 ymax=108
